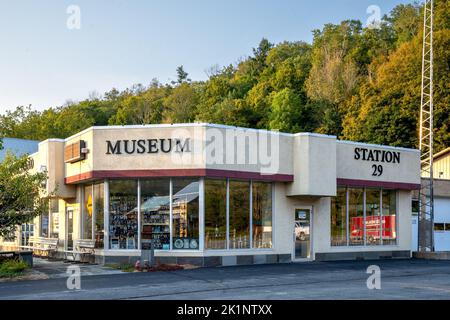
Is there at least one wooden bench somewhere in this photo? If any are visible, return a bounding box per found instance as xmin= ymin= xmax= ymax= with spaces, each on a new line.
xmin=63 ymin=239 xmax=95 ymax=263
xmin=19 ymin=237 xmax=59 ymax=257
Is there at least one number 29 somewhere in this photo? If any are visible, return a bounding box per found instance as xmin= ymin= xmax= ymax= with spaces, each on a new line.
xmin=372 ymin=164 xmax=383 ymax=176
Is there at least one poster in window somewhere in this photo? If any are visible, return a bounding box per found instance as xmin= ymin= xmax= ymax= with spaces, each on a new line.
xmin=127 ymin=237 xmax=135 ymax=249
xmin=111 ymin=239 xmax=119 ymax=249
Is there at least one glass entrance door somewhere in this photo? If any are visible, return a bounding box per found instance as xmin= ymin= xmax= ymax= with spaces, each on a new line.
xmin=66 ymin=208 xmax=74 ymax=251
xmin=294 ymin=208 xmax=311 ymax=259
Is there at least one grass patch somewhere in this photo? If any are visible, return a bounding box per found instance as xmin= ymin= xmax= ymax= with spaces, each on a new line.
xmin=0 ymin=259 xmax=30 ymax=278
xmin=104 ymin=263 xmax=120 ymax=269
xmin=104 ymin=263 xmax=135 ymax=272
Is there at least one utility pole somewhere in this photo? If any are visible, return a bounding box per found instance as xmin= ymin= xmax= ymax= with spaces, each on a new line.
xmin=418 ymin=0 xmax=434 ymax=252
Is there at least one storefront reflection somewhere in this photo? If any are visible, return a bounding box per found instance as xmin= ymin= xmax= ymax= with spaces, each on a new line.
xmin=294 ymin=209 xmax=310 ymax=259
xmin=172 ymin=179 xmax=199 ymax=250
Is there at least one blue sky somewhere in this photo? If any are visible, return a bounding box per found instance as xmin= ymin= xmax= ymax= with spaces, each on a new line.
xmin=0 ymin=0 xmax=413 ymax=113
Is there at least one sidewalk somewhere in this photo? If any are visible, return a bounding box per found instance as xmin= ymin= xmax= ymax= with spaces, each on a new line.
xmin=0 ymin=258 xmax=125 ymax=283
xmin=32 ymin=258 xmax=124 ymax=279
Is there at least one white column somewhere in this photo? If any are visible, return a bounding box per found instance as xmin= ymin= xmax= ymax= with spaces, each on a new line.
xmin=199 ymin=178 xmax=205 ymax=251
xmin=363 ymin=188 xmax=366 ymax=246
xmin=104 ymin=180 xmax=109 ymax=250
xmin=80 ymin=186 xmax=84 ymax=240
xmin=271 ymin=183 xmax=275 ymax=249
xmin=396 ymin=191 xmax=399 ymax=245
xmin=249 ymin=180 xmax=253 ymax=249
xmin=137 ymin=179 xmax=141 ymax=250
xmin=169 ymin=178 xmax=173 ymax=250
xmin=91 ymin=184 xmax=95 ymax=241
xmin=380 ymin=189 xmax=383 ymax=246
xmin=346 ymin=187 xmax=349 ymax=246
xmin=226 ymin=179 xmax=230 ymax=250
xmin=47 ymin=206 xmax=51 ymax=239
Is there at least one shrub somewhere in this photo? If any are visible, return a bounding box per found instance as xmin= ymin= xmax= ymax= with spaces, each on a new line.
xmin=0 ymin=259 xmax=30 ymax=278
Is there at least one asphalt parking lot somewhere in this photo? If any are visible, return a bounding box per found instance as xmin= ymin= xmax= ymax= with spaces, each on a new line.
xmin=0 ymin=259 xmax=449 ymax=300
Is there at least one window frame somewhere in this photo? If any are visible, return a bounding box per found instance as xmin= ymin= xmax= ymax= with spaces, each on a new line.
xmin=99 ymin=177 xmax=273 ymax=252
xmin=331 ymin=186 xmax=398 ymax=247
xmin=205 ymin=178 xmax=273 ymax=251
xmin=204 ymin=178 xmax=228 ymax=250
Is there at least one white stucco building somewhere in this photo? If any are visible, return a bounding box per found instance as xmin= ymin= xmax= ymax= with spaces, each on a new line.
xmin=0 ymin=124 xmax=421 ymax=266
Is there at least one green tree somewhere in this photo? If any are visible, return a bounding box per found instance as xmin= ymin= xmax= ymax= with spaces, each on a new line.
xmin=175 ymin=65 xmax=191 ymax=84
xmin=162 ymin=83 xmax=200 ymax=123
xmin=250 ymin=38 xmax=273 ymax=75
xmin=109 ymin=85 xmax=169 ymax=125
xmin=306 ymin=20 xmax=363 ymax=105
xmin=0 ymin=152 xmax=49 ymax=238
xmin=386 ymin=3 xmax=421 ymax=45
xmin=269 ymin=88 xmax=316 ymax=133
xmin=342 ymin=0 xmax=450 ymax=151
xmin=304 ymin=20 xmax=365 ymax=136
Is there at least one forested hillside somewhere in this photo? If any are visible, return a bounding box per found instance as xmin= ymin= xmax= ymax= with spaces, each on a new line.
xmin=1 ymin=2 xmax=448 ymax=151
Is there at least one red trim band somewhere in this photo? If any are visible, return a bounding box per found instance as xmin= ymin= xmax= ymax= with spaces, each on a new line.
xmin=337 ymin=178 xmax=421 ymax=190
xmin=65 ymin=169 xmax=294 ymax=184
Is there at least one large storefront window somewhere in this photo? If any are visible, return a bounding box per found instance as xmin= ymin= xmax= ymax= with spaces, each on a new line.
xmin=140 ymin=179 xmax=170 ymax=250
xmin=50 ymin=199 xmax=59 ymax=238
xmin=252 ymin=182 xmax=272 ymax=249
xmin=348 ymin=188 xmax=364 ymax=246
xmin=109 ymin=180 xmax=138 ymax=249
xmin=366 ymin=189 xmax=381 ymax=245
xmin=94 ymin=183 xmax=104 ymax=248
xmin=331 ymin=187 xmax=397 ymax=247
xmin=204 ymin=179 xmax=227 ymax=250
xmin=97 ymin=177 xmax=272 ymax=251
xmin=382 ymin=190 xmax=397 ymax=245
xmin=229 ymin=180 xmax=250 ymax=249
xmin=40 ymin=212 xmax=49 ymax=238
xmin=172 ymin=179 xmax=199 ymax=250
xmin=83 ymin=185 xmax=93 ymax=239
xmin=331 ymin=187 xmax=347 ymax=246
xmin=204 ymin=179 xmax=273 ymax=251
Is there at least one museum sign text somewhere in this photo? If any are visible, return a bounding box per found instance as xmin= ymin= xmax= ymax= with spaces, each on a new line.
xmin=106 ymin=138 xmax=191 ymax=155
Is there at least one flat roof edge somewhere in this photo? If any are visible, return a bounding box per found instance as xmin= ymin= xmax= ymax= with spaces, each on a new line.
xmin=64 ymin=123 xmax=295 ymax=141
xmin=294 ymin=132 xmax=336 ymax=139
xmin=40 ymin=124 xmax=421 ymax=154
xmin=38 ymin=138 xmax=65 ymax=145
xmin=434 ymin=147 xmax=450 ymax=161
xmin=337 ymin=140 xmax=420 ymax=153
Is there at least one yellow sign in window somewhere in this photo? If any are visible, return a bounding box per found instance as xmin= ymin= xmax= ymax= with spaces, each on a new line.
xmin=86 ymin=194 xmax=93 ymax=217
